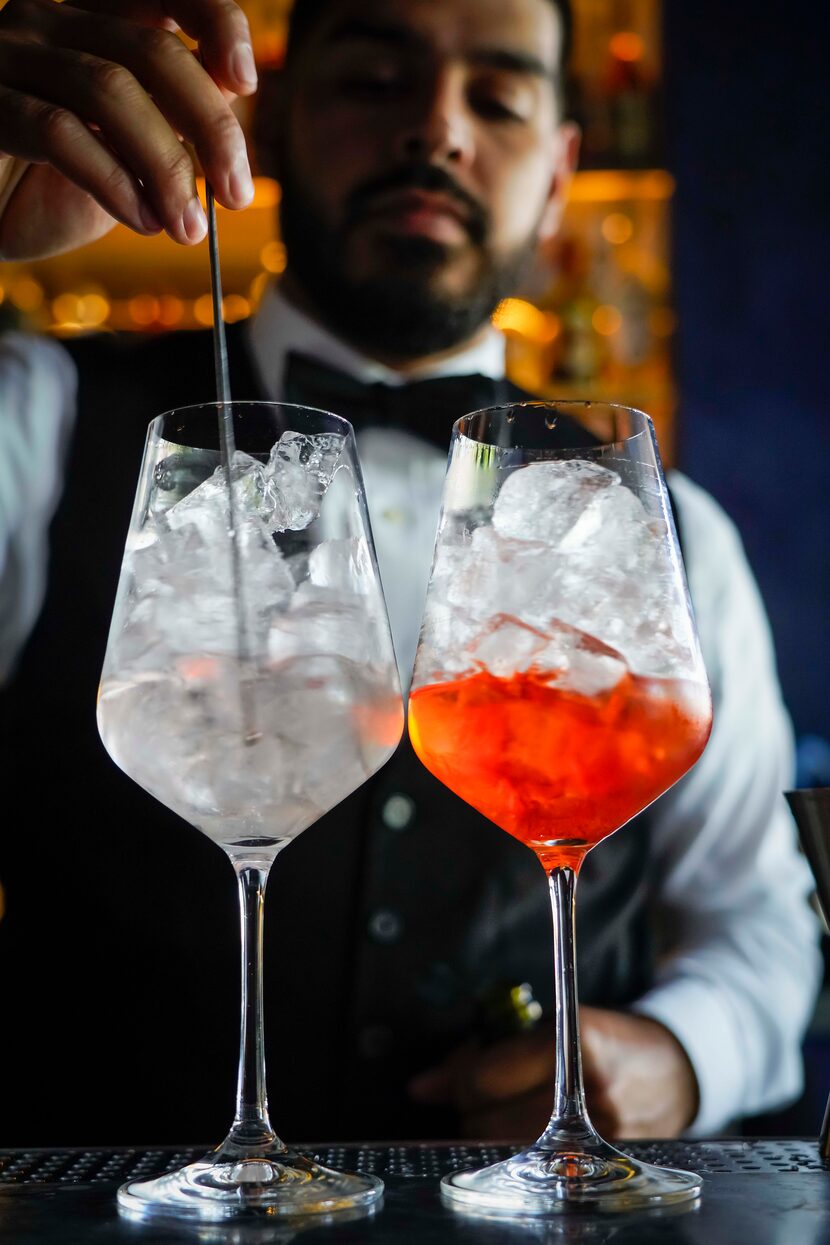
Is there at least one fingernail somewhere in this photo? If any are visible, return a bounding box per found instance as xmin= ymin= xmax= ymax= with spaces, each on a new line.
xmin=182 ymin=195 xmax=207 ymax=243
xmin=138 ymin=201 xmax=162 ymax=233
xmin=232 ymin=43 xmax=258 ymax=89
xmin=229 ymin=154 xmax=255 ymax=206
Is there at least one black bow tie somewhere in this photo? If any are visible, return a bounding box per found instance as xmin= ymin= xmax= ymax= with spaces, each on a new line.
xmin=283 ymin=351 xmax=508 ymax=449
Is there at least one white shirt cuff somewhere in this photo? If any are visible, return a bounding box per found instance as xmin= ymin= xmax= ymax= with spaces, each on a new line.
xmin=631 ymin=977 xmax=745 ymax=1136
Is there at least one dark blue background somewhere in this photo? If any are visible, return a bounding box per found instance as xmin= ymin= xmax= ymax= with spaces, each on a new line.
xmin=664 ymin=1 xmax=830 ymax=1132
xmin=664 ymin=2 xmax=830 ymax=773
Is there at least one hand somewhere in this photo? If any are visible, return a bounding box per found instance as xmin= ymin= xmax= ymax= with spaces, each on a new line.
xmin=579 ymin=1005 xmax=699 ymax=1138
xmin=0 ymin=0 xmax=257 ymax=260
xmin=408 ymin=1007 xmax=699 ymax=1140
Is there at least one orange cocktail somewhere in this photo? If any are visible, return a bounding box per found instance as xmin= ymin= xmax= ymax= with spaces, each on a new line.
xmin=409 ymin=667 xmax=711 ymax=870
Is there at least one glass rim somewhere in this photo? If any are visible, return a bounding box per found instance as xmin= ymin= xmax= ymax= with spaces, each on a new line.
xmin=148 ymin=399 xmax=356 ymax=439
xmin=454 ymin=399 xmax=655 ymax=450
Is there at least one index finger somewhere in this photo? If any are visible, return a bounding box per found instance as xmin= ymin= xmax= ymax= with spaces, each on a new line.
xmin=66 ymin=0 xmax=257 ymax=95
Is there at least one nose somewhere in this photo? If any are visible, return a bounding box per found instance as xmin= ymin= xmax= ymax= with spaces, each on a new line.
xmin=393 ymin=68 xmax=474 ymax=168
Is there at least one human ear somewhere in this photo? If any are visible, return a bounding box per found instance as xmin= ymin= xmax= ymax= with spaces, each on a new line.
xmin=538 ymin=121 xmax=580 ymax=244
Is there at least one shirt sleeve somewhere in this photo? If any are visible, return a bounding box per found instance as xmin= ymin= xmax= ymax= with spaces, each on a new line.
xmin=630 ymin=470 xmax=822 ymax=1135
xmin=0 ymin=331 xmax=77 ymax=682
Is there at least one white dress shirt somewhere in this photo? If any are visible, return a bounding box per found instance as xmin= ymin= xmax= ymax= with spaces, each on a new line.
xmin=0 ymin=286 xmax=821 ymax=1134
xmin=0 ymin=332 xmax=76 ymax=683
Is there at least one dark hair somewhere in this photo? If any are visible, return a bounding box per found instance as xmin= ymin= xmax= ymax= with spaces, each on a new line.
xmin=284 ymin=0 xmax=573 ymax=77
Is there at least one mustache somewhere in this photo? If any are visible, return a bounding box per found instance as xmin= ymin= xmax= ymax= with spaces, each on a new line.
xmin=344 ymin=163 xmax=489 ymax=245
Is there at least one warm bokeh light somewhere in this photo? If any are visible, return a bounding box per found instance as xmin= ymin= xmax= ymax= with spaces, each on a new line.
xmin=568 ymin=171 xmax=673 ymax=203
xmin=193 ymin=294 xmax=215 ymax=326
xmin=128 ymin=294 xmax=161 ymax=327
xmin=610 ymin=31 xmax=646 ymax=62
xmin=81 ymin=293 xmax=110 ymax=327
xmin=260 ymin=240 xmax=287 ymax=274
xmin=493 ymin=298 xmax=560 ymax=344
xmin=51 ymin=291 xmax=110 ymax=329
xmin=250 ymin=272 xmax=270 ymax=305
xmin=157 ymin=295 xmax=185 ymax=328
xmin=592 ymin=304 xmax=623 ymax=336
xmin=222 ymin=294 xmax=251 ymax=323
xmin=10 ymin=276 xmax=44 ymax=312
xmin=52 ymin=293 xmax=83 ymax=325
xmin=602 ymin=212 xmax=635 ymax=245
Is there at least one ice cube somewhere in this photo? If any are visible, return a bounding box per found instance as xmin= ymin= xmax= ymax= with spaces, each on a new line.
xmin=267 ymin=582 xmax=381 ymax=668
xmin=536 ymin=619 xmax=628 ymax=694
xmin=252 ymin=654 xmax=384 ymax=819
xmin=412 ymin=598 xmax=478 ymax=683
xmin=147 ymin=449 xmax=221 ymax=519
xmin=309 ymin=537 xmax=374 ymax=595
xmin=165 ymin=451 xmax=267 ymax=542
xmin=446 ymin=526 xmax=558 ymax=626
xmin=125 ymin=499 xmax=294 ymax=660
xmin=493 ymin=460 xmax=619 ymax=544
xmin=467 ymin=614 xmax=548 ymax=677
xmin=262 ymin=431 xmax=345 ymax=531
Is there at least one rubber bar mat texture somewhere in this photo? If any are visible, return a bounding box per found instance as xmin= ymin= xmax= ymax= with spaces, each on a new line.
xmin=0 ymin=1140 xmax=826 ymax=1185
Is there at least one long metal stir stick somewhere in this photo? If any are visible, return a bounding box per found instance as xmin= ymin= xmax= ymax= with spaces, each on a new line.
xmin=206 ymin=183 xmax=259 ymax=742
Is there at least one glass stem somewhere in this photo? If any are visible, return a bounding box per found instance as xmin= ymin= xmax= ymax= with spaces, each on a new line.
xmin=225 ymin=864 xmax=281 ymax=1154
xmin=538 ymin=865 xmax=599 ymax=1150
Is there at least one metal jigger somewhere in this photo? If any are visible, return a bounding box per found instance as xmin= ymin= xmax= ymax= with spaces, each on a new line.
xmin=785 ymin=788 xmax=830 ymax=1156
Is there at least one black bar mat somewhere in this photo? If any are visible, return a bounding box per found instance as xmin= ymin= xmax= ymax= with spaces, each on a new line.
xmin=0 ymin=1139 xmax=825 ymax=1186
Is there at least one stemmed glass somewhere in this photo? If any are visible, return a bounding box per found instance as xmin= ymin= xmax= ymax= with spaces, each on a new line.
xmin=97 ymin=401 xmax=403 ymax=1221
xmin=408 ymin=402 xmax=713 ymax=1214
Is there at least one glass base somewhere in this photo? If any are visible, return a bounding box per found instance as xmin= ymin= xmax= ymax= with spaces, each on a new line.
xmin=441 ymin=1139 xmax=702 ymax=1215
xmin=117 ymin=1149 xmax=383 ymax=1223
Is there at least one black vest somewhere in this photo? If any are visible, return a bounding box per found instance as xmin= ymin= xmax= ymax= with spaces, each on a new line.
xmin=0 ymin=326 xmax=655 ymax=1145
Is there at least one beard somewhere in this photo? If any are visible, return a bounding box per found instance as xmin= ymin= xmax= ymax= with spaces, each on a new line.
xmin=278 ymin=161 xmax=540 ymax=360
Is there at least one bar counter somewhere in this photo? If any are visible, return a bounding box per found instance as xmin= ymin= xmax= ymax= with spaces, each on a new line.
xmin=1 ymin=1140 xmax=829 ymax=1243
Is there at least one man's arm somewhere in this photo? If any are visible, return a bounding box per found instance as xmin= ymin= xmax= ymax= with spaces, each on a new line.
xmin=0 ymin=333 xmax=76 ymax=681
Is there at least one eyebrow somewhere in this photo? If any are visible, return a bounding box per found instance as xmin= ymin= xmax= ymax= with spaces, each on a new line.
xmin=323 ymin=18 xmax=557 ymax=83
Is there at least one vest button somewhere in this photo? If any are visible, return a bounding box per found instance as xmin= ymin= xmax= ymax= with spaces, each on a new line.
xmin=381 ymin=792 xmax=415 ymax=831
xmin=368 ymin=909 xmax=403 ymax=944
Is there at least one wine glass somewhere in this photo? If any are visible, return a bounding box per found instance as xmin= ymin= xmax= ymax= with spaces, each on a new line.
xmin=408 ymin=402 xmax=713 ymax=1214
xmin=97 ymin=402 xmax=403 ymax=1221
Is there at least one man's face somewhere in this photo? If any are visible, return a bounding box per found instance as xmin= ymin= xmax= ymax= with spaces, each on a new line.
xmin=277 ymin=0 xmax=571 ymax=359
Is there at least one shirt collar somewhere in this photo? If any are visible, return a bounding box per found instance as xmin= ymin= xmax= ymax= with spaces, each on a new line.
xmin=246 ymin=282 xmax=507 ymax=399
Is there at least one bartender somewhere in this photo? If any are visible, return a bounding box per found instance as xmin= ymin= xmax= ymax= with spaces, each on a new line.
xmin=0 ymin=0 xmax=819 ymax=1146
